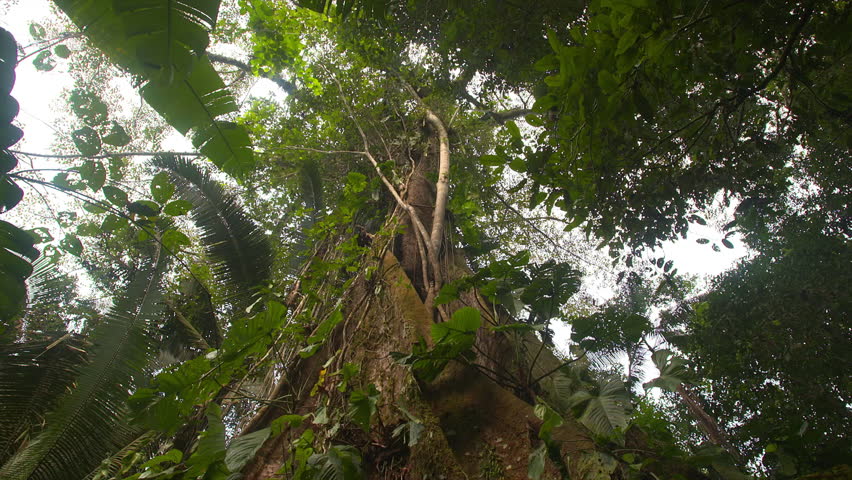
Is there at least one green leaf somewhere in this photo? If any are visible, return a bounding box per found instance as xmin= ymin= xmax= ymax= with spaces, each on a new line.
xmin=505 ymin=121 xmax=521 ymax=142
xmin=0 ymin=177 xmax=24 ymax=210
xmin=509 ymin=157 xmax=526 ymax=173
xmin=102 ymin=121 xmax=131 ymax=147
xmin=186 ymin=405 xmax=227 ymax=478
xmin=140 ymin=449 xmax=182 ymax=469
xmin=53 ymin=44 xmax=71 ymax=58
xmin=77 ymin=160 xmax=106 ymax=191
xmin=528 ymin=443 xmax=547 ymax=480
xmin=597 ymin=70 xmax=618 ymax=93
xmin=68 ymin=89 xmax=109 ymax=126
xmin=480 ymin=154 xmax=503 ymax=167
xmin=76 ymin=222 xmax=100 ymax=237
xmin=569 ymin=377 xmax=630 ymax=437
xmin=150 ymin=172 xmax=175 ymax=203
xmin=307 ymin=445 xmax=363 ymax=480
xmin=71 ymin=127 xmax=102 ymax=157
xmin=271 ymin=414 xmax=304 ymax=436
xmin=33 ymin=50 xmax=56 ymax=72
xmin=28 ymin=23 xmax=46 ymax=40
xmin=161 ymin=230 xmax=190 ymax=252
xmin=643 ymin=349 xmax=691 ymax=392
xmin=82 ymin=202 xmax=108 ymax=214
xmin=348 ymin=384 xmax=380 ymax=432
xmin=26 ymin=227 xmax=53 ymax=244
xmin=102 ymin=185 xmax=128 ymax=207
xmin=616 ymin=30 xmax=639 ymax=55
xmin=534 ymin=402 xmax=564 ymax=442
xmin=128 ymin=200 xmax=160 ymax=217
xmin=101 ymin=214 xmax=128 ymax=233
xmin=225 ymin=428 xmax=271 ymax=473
xmin=163 ymin=199 xmax=193 ymax=216
xmin=141 ymin=58 xmax=254 ymax=178
xmin=60 ymin=234 xmax=83 ymax=256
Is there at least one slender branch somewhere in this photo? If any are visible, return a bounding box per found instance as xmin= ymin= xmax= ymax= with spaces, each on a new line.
xmin=11 ymin=150 xmax=204 ymax=159
xmin=494 ymin=191 xmax=587 ymax=264
xmin=747 ymin=2 xmax=815 ymax=97
xmin=208 ymin=52 xmax=297 ymax=95
xmin=481 ymin=108 xmax=533 ymax=124
xmin=279 ymin=146 xmax=364 ymax=156
xmin=529 ymin=351 xmax=587 ymax=385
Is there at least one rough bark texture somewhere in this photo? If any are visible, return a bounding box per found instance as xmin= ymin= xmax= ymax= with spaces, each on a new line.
xmin=236 ymin=128 xmax=706 ymax=480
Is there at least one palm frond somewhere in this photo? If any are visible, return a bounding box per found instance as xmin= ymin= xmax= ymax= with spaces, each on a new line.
xmin=160 ymin=277 xmax=222 ymax=356
xmin=0 ymin=255 xmax=166 ymax=480
xmin=153 ymin=155 xmax=273 ymax=309
xmin=52 ymin=0 xmax=254 ymax=177
xmin=299 ymin=0 xmax=392 ymax=20
xmin=83 ymin=430 xmax=158 ymax=480
xmin=0 ymin=335 xmax=89 ymax=466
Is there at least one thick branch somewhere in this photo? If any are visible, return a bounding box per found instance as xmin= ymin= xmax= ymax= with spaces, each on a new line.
xmin=400 ymin=81 xmax=451 ymax=256
xmin=480 ymin=108 xmax=533 ymax=124
xmin=208 ymin=53 xmax=297 ymax=95
xmin=676 ymin=384 xmax=743 ymax=463
xmin=325 ymin=70 xmax=445 ymax=313
xmin=747 ymin=2 xmax=815 ymax=97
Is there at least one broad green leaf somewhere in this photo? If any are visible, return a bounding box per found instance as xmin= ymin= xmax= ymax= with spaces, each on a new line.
xmin=82 ymin=202 xmax=108 ymax=214
xmin=26 ymin=227 xmax=53 ymax=243
xmin=77 ymin=160 xmax=106 ymax=191
xmin=569 ymin=377 xmax=630 ymax=437
xmin=308 ymin=310 xmax=344 ymax=344
xmin=534 ymin=402 xmax=564 ymax=442
xmin=161 ymin=230 xmax=190 ymax=252
xmin=150 ymin=172 xmax=175 ymax=203
xmin=185 ymin=405 xmax=227 ymax=478
xmin=102 ymin=121 xmax=131 ymax=146
xmin=28 ymin=23 xmax=46 ymax=40
xmin=76 ymin=222 xmax=100 ymax=237
xmin=643 ymin=349 xmax=691 ymax=392
xmin=60 ymin=233 xmax=83 ymax=256
xmin=528 ymin=444 xmax=547 ymax=480
xmin=71 ymin=126 xmax=102 ymax=157
xmin=68 ymin=89 xmax=109 ymax=126
xmin=271 ymin=414 xmax=304 ymax=436
xmin=0 ymin=177 xmax=23 ymax=210
xmin=102 ymin=185 xmax=128 ymax=207
xmin=140 ymin=449 xmax=182 ymax=469
xmin=348 ymin=384 xmax=379 ymax=432
xmin=101 ymin=214 xmax=128 ymax=232
xmin=54 ymin=44 xmax=71 ymax=58
xmin=163 ymin=199 xmax=193 ymax=216
xmin=225 ymin=428 xmax=271 ymax=473
xmin=597 ymin=70 xmax=618 ymax=93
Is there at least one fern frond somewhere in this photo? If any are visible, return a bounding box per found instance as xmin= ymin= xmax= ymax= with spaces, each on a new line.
xmin=0 ymin=255 xmax=166 ymax=480
xmin=0 ymin=335 xmax=89 ymax=466
xmin=152 ymin=155 xmax=273 ymax=309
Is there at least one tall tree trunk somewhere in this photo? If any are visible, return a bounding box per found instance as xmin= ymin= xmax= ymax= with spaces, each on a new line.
xmin=236 ymin=126 xmax=705 ymax=480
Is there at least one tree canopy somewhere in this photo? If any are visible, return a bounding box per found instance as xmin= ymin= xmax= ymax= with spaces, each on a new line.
xmin=0 ymin=1 xmax=849 ymax=479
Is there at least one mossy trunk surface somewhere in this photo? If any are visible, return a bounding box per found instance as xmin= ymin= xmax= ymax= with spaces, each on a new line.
xmin=236 ymin=134 xmax=702 ymax=480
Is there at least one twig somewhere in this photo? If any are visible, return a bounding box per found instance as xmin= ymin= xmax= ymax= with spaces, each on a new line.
xmin=11 ymin=150 xmax=205 ymax=159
